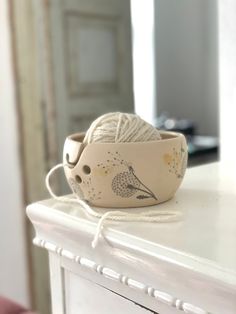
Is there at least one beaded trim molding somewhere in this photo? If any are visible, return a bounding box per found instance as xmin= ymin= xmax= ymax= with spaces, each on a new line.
xmin=33 ymin=237 xmax=210 ymax=314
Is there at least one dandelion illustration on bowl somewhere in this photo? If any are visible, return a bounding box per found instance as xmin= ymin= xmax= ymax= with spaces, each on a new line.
xmin=96 ymin=151 xmax=157 ymax=200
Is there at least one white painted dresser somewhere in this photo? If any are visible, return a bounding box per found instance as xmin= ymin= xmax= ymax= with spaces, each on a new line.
xmin=27 ymin=162 xmax=236 ymax=314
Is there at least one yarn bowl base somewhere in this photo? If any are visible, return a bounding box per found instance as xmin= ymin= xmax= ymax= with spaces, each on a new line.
xmin=63 ymin=131 xmax=188 ymax=208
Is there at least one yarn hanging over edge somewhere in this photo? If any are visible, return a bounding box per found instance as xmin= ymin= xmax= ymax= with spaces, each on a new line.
xmin=83 ymin=112 xmax=162 ymax=144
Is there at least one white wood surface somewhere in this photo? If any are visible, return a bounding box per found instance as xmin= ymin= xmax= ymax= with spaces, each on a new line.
xmin=49 ymin=253 xmax=65 ymax=314
xmin=27 ymin=162 xmax=236 ymax=314
xmin=49 ymin=251 xmax=177 ymax=314
xmin=65 ymin=269 xmax=150 ymax=314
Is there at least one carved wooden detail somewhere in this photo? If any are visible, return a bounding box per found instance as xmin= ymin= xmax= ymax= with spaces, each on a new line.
xmin=34 ymin=237 xmax=210 ymax=314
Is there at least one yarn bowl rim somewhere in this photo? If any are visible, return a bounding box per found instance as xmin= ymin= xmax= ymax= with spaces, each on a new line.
xmin=67 ymin=130 xmax=186 ymax=146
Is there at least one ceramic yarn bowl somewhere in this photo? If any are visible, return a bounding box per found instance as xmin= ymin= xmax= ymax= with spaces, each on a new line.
xmin=63 ymin=131 xmax=188 ymax=208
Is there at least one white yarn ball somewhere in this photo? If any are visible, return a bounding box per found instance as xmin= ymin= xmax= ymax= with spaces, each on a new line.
xmin=83 ymin=112 xmax=162 ymax=144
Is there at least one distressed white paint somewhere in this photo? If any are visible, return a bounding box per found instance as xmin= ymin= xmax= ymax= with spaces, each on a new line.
xmin=219 ymin=0 xmax=236 ymax=161
xmin=42 ymin=0 xmax=134 ymax=154
xmin=0 ymin=0 xmax=29 ymax=306
xmin=36 ymin=239 xmax=210 ymax=314
xmin=27 ymin=163 xmax=236 ymax=314
xmin=65 ymin=270 xmax=150 ymax=314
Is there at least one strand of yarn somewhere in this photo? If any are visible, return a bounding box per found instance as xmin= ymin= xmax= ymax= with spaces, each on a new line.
xmin=45 ymin=164 xmax=182 ymax=248
xmin=45 ymin=113 xmax=181 ymax=247
xmin=83 ymin=112 xmax=162 ymax=144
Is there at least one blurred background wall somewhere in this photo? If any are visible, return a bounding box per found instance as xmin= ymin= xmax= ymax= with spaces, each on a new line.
xmin=155 ymin=0 xmax=218 ymax=136
xmin=0 ymin=0 xmax=29 ymax=307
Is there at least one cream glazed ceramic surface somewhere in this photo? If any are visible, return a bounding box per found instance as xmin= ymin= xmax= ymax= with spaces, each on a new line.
xmin=63 ymin=131 xmax=188 ymax=208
